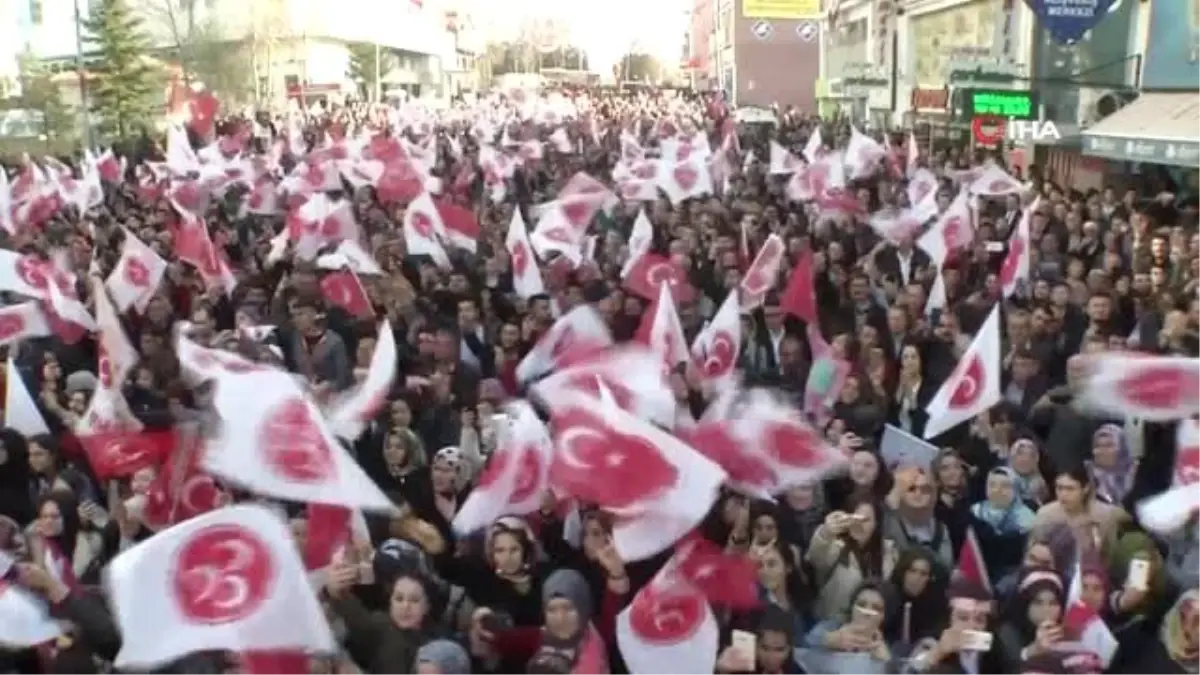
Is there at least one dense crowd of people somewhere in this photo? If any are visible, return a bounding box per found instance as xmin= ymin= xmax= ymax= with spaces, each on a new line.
xmin=0 ymin=84 xmax=1196 ymax=675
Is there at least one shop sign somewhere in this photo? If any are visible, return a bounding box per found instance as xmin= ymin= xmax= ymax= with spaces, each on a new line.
xmin=1082 ymin=134 xmax=1200 ymax=168
xmin=910 ymin=87 xmax=949 ymax=112
xmin=842 ymin=62 xmax=889 ymax=90
xmin=1026 ymin=0 xmax=1118 ymax=45
xmin=963 ymin=89 xmax=1040 ymax=120
xmin=946 ymin=49 xmax=1024 ymax=85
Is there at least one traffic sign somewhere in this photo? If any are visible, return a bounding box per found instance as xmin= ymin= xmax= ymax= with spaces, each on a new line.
xmin=751 ymin=20 xmax=774 ymax=40
xmin=796 ymin=20 xmax=818 ymax=42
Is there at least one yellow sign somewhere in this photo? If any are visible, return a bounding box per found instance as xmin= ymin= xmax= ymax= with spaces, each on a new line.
xmin=742 ymin=0 xmax=821 ymax=19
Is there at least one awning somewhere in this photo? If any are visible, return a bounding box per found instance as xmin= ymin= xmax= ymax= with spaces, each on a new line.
xmin=1081 ymin=92 xmax=1200 ymax=168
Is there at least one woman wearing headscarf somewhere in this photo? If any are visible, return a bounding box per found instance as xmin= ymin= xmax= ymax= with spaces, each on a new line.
xmin=441 ymin=516 xmax=551 ymax=637
xmin=363 ymin=426 xmax=427 ymax=497
xmin=405 ymin=446 xmax=472 ymax=558
xmin=996 ymin=568 xmax=1067 ymax=672
xmin=882 ymin=467 xmax=954 ymax=572
xmin=1116 ymin=588 xmax=1198 ymax=674
xmin=1006 ymin=438 xmax=1049 ymax=508
xmin=473 ymin=568 xmax=617 ymax=674
xmin=971 ymin=467 xmax=1036 ymax=582
xmin=1086 ymin=424 xmax=1136 ymax=507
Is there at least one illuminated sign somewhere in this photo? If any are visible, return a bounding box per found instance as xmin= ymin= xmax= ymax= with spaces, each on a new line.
xmin=963 ymin=89 xmax=1039 ymax=120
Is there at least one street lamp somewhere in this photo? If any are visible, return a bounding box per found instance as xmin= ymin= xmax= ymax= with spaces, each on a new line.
xmin=72 ymin=0 xmax=92 ymax=148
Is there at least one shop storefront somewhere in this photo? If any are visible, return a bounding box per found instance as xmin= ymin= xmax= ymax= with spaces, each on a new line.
xmin=824 ymin=17 xmax=870 ymax=80
xmin=908 ymin=0 xmax=999 ymax=88
xmin=1080 ymin=0 xmax=1200 ymax=171
xmin=904 ymin=86 xmax=967 ymax=157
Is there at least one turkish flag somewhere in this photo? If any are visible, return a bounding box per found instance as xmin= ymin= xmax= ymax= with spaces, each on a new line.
xmin=79 ymin=428 xmax=177 ymax=479
xmin=780 ymin=248 xmax=818 ymax=324
xmin=320 ymin=269 xmax=374 ymax=319
xmin=188 ymin=91 xmax=220 ymax=139
xmin=623 ymin=253 xmax=695 ymax=305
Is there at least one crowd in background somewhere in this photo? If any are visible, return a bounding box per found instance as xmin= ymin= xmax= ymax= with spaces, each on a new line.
xmin=0 ymin=86 xmax=1196 ymax=674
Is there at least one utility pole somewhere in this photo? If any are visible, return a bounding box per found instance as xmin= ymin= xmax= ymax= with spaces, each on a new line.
xmin=373 ymin=42 xmax=381 ymax=101
xmin=72 ymin=0 xmax=91 ymax=148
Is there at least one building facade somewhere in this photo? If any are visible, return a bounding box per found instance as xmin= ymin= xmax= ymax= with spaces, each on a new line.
xmin=18 ymin=0 xmax=459 ymax=106
xmin=712 ymin=0 xmax=821 ymax=109
xmin=1078 ymin=0 xmax=1200 ymax=179
xmin=687 ymin=0 xmax=715 ymax=89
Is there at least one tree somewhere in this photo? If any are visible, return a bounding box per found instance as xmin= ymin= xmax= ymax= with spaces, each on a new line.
xmin=84 ymin=0 xmax=161 ymax=138
xmin=348 ymin=43 xmax=396 ymax=100
xmin=538 ymin=46 xmax=589 ymax=72
xmin=15 ymin=52 xmax=75 ymax=142
xmin=148 ymin=0 xmax=253 ymax=104
xmin=485 ymin=41 xmax=539 ymax=76
xmin=619 ymin=52 xmax=663 ymax=83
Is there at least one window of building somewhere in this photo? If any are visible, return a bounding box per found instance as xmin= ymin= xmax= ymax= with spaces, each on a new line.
xmin=30 ymin=0 xmax=44 ymax=25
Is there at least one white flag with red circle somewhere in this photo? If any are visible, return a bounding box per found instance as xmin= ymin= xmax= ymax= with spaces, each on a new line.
xmin=1138 ymin=418 xmax=1199 ymax=534
xmin=532 ymin=345 xmax=677 ymax=429
xmin=1077 ymin=354 xmax=1200 ymax=422
xmin=1000 ymin=198 xmax=1037 ymax=299
xmin=616 ymin=553 xmax=719 ymax=674
xmin=657 ymin=156 xmax=713 ymax=205
xmin=969 ymin=164 xmax=1024 ymax=196
xmin=107 ymin=228 xmax=168 ymax=313
xmin=633 ymin=282 xmax=690 ymax=377
xmin=767 ymin=141 xmax=802 ymax=175
xmin=325 ymin=320 xmax=397 ymax=442
xmin=515 ymin=305 xmax=613 ymax=383
xmin=203 ymin=367 xmax=397 ymax=513
xmin=545 ymin=390 xmax=726 ymax=561
xmin=454 ymin=400 xmax=551 ymax=535
xmin=917 ymin=188 xmax=974 ymax=266
xmin=0 ymin=301 xmax=51 ymax=347
xmin=106 ymin=504 xmax=335 ymax=670
xmin=924 ymin=305 xmax=1002 ymax=439
xmin=402 ymin=191 xmax=451 ymax=268
xmin=739 ymin=233 xmax=785 ymax=311
xmin=505 ymin=209 xmax=546 ymax=299
xmin=4 ymin=357 xmax=47 ymax=436
xmin=690 ymin=291 xmax=742 ymax=392
xmin=682 ymin=388 xmax=847 ymax=498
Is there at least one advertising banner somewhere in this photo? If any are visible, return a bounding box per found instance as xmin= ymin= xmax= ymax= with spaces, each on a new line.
xmin=1024 ymin=0 xmax=1117 ymax=44
xmin=741 ymin=0 xmax=820 ymax=19
xmin=1142 ymin=0 xmax=1200 ymax=89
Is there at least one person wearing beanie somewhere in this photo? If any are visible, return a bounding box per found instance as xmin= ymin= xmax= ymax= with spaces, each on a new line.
xmin=417 ymin=639 xmax=472 ymax=674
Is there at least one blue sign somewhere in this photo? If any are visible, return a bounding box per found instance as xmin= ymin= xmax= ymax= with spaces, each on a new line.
xmin=1025 ymin=0 xmax=1117 ymax=44
xmin=1082 ymin=134 xmax=1200 ymax=168
xmin=1142 ymin=0 xmax=1200 ymax=90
